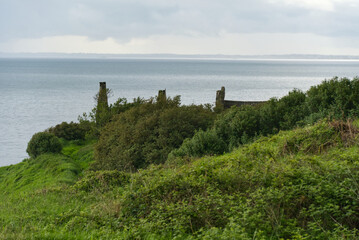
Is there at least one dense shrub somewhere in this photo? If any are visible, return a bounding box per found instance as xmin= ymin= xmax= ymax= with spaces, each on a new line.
xmin=3 ymin=121 xmax=359 ymax=239
xmin=172 ymin=78 xmax=359 ymax=158
xmin=110 ymin=97 xmax=145 ymax=116
xmin=306 ymin=77 xmax=359 ymax=118
xmin=214 ymin=89 xmax=307 ymax=149
xmin=169 ymin=129 xmax=227 ymax=158
xmin=73 ymin=170 xmax=130 ymax=192
xmin=109 ymin=121 xmax=359 ymax=238
xmin=79 ymin=96 xmax=145 ymax=128
xmin=48 ymin=121 xmax=88 ymax=140
xmin=26 ymin=132 xmax=62 ymax=158
xmin=277 ymin=89 xmax=308 ymax=129
xmin=94 ymin=96 xmax=215 ymax=171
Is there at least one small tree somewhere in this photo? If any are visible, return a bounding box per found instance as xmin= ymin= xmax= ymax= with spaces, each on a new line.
xmin=26 ymin=132 xmax=62 ymax=158
xmin=94 ymin=96 xmax=215 ymax=171
xmin=48 ymin=121 xmax=87 ymax=140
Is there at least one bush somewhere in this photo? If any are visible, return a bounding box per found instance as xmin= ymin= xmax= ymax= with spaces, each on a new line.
xmin=306 ymin=77 xmax=359 ymax=118
xmin=169 ymin=129 xmax=227 ymax=158
xmin=48 ymin=121 xmax=88 ymax=140
xmin=173 ymin=78 xmax=359 ymax=159
xmin=94 ymin=97 xmax=215 ymax=171
xmin=79 ymin=96 xmax=146 ymax=129
xmin=112 ymin=121 xmax=359 ymax=238
xmin=26 ymin=132 xmax=63 ymax=158
xmin=73 ymin=170 xmax=130 ymax=192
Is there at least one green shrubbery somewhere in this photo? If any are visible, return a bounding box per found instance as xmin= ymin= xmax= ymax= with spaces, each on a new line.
xmin=172 ymin=77 xmax=359 ymax=158
xmin=306 ymin=77 xmax=359 ymax=118
xmin=26 ymin=132 xmax=62 ymax=158
xmin=73 ymin=170 xmax=130 ymax=192
xmin=2 ymin=121 xmax=358 ymax=239
xmin=67 ymin=121 xmax=359 ymax=239
xmin=94 ymin=96 xmax=215 ymax=171
xmin=89 ymin=77 xmax=359 ymax=168
xmin=170 ymin=92 xmax=306 ymax=158
xmin=79 ymin=96 xmax=145 ymax=129
xmin=4 ymin=76 xmax=359 ymax=238
xmin=169 ymin=129 xmax=227 ymax=158
xmin=48 ymin=121 xmax=89 ymax=140
xmin=77 ymin=96 xmax=146 ymax=141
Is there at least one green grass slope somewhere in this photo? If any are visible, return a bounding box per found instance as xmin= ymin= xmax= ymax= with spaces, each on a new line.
xmin=0 ymin=139 xmax=94 ymax=194
xmin=1 ymin=121 xmax=359 ymax=239
xmin=0 ymin=154 xmax=78 ymax=194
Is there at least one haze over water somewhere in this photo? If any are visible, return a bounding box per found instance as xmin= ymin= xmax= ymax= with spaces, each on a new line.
xmin=1 ymin=58 xmax=359 ymax=166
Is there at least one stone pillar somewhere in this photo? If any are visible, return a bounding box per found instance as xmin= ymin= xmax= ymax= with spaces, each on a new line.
xmin=96 ymin=82 xmax=109 ymax=126
xmin=216 ymin=86 xmax=225 ymax=109
xmin=98 ymin=82 xmax=109 ymax=108
xmin=157 ymin=89 xmax=167 ymax=103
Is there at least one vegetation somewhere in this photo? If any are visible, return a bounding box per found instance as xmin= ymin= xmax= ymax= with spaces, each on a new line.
xmin=2 ymin=120 xmax=359 ymax=239
xmin=48 ymin=121 xmax=89 ymax=140
xmin=172 ymin=77 xmax=359 ymax=158
xmin=78 ymin=95 xmax=146 ymax=139
xmin=3 ymin=77 xmax=359 ymax=239
xmin=94 ymin=96 xmax=215 ymax=171
xmin=26 ymin=132 xmax=63 ymax=158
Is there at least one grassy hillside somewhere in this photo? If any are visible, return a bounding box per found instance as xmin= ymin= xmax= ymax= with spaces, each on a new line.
xmin=0 ymin=139 xmax=95 ymax=193
xmin=0 ymin=154 xmax=78 ymax=194
xmin=1 ymin=120 xmax=359 ymax=239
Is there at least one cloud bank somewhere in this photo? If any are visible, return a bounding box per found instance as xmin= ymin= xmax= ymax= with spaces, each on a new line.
xmin=1 ymin=0 xmax=358 ymax=54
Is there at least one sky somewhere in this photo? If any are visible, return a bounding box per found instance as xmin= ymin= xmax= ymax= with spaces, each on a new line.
xmin=1 ymin=0 xmax=359 ymax=55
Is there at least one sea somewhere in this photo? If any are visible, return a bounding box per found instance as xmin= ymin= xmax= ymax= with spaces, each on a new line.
xmin=1 ymin=57 xmax=359 ymax=167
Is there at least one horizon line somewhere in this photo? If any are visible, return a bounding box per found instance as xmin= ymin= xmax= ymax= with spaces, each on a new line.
xmin=1 ymin=52 xmax=359 ymax=61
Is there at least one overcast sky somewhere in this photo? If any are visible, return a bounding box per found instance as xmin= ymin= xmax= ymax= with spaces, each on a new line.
xmin=1 ymin=0 xmax=359 ymax=55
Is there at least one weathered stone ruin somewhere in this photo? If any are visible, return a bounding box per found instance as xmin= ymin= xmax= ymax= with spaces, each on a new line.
xmin=96 ymin=82 xmax=109 ymax=125
xmin=215 ymin=86 xmax=266 ymax=109
xmin=98 ymin=82 xmax=109 ymax=108
xmin=95 ymin=83 xmax=264 ymax=115
xmin=157 ymin=89 xmax=167 ymax=103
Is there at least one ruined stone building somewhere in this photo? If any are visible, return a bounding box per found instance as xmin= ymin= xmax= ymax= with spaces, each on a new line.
xmin=215 ymin=86 xmax=266 ymax=109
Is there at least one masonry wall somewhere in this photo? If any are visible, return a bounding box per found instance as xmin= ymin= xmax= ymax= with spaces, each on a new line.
xmin=216 ymin=86 xmax=266 ymax=109
xmin=223 ymin=100 xmax=266 ymax=108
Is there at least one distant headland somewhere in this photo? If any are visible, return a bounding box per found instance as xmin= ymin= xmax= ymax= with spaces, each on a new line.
xmin=2 ymin=52 xmax=359 ymax=60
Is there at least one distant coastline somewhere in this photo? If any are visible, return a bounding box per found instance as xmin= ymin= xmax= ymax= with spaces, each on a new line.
xmin=2 ymin=52 xmax=359 ymax=61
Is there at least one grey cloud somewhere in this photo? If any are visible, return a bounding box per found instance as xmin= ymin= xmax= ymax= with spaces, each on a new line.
xmin=1 ymin=0 xmax=359 ymax=42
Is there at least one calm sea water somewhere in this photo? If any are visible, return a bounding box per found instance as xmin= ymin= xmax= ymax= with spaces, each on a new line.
xmin=1 ymin=58 xmax=359 ymax=167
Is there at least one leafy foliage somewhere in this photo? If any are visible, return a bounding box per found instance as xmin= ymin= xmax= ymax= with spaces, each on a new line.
xmin=4 ymin=78 xmax=359 ymax=239
xmin=306 ymin=77 xmax=359 ymax=118
xmin=26 ymin=132 xmax=63 ymax=158
xmin=2 ymin=120 xmax=359 ymax=239
xmin=0 ymin=153 xmax=80 ymax=194
xmin=92 ymin=121 xmax=359 ymax=238
xmin=61 ymin=139 xmax=95 ymax=171
xmin=172 ymin=77 xmax=359 ymax=158
xmin=78 ymin=96 xmax=146 ymax=140
xmin=48 ymin=121 xmax=89 ymax=140
xmin=79 ymin=95 xmax=145 ymax=126
xmin=73 ymin=170 xmax=130 ymax=192
xmin=169 ymin=129 xmax=227 ymax=158
xmin=94 ymin=96 xmax=215 ymax=171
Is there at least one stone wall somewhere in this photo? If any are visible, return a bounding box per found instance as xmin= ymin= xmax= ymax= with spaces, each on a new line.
xmin=96 ymin=83 xmax=265 ymax=112
xmin=215 ymin=86 xmax=266 ymax=109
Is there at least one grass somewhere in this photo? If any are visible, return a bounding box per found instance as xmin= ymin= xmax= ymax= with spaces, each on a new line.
xmin=61 ymin=139 xmax=96 ymax=171
xmin=1 ymin=121 xmax=359 ymax=239
xmin=0 ymin=154 xmax=78 ymax=194
xmin=0 ymin=141 xmax=97 ymax=239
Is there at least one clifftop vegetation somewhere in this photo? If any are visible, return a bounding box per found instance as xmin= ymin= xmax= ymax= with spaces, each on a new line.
xmin=94 ymin=96 xmax=215 ymax=171
xmin=1 ymin=77 xmax=359 ymax=239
